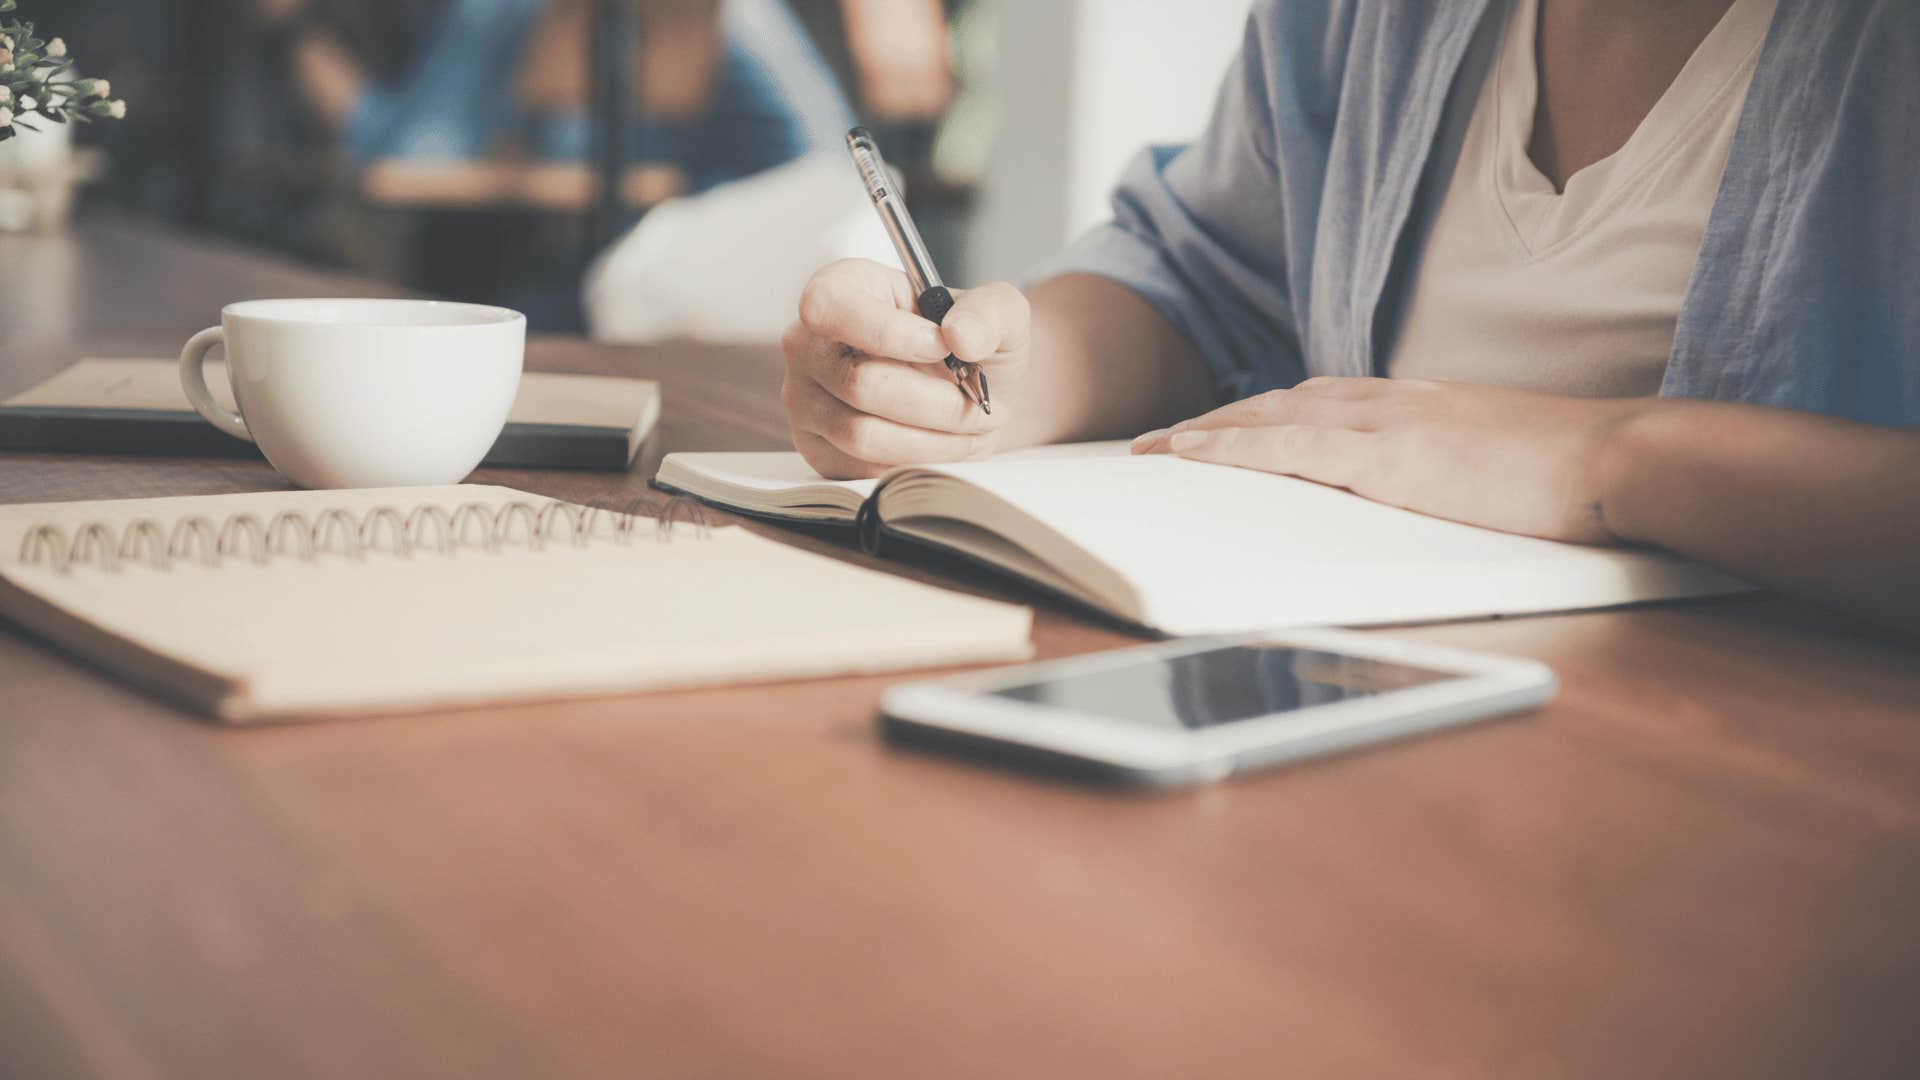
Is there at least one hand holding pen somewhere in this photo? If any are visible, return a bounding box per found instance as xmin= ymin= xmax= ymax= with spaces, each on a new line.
xmin=777 ymin=132 xmax=1032 ymax=481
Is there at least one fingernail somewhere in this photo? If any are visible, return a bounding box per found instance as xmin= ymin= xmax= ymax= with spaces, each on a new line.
xmin=1131 ymin=428 xmax=1168 ymax=453
xmin=1169 ymin=430 xmax=1209 ymax=453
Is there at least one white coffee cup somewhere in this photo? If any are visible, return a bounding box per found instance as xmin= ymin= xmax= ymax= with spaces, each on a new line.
xmin=178 ymin=299 xmax=526 ymax=489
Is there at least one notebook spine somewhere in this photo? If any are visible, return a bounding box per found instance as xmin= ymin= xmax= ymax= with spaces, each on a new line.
xmin=17 ymin=495 xmax=712 ymax=575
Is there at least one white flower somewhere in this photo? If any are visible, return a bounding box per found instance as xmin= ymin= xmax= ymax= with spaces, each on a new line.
xmin=0 ymin=34 xmax=12 ymax=50
xmin=106 ymin=99 xmax=125 ymax=120
xmin=0 ymin=85 xmax=10 ymax=104
xmin=46 ymin=38 xmax=66 ymax=59
xmin=0 ymin=107 xmax=13 ymax=129
xmin=18 ymin=95 xmax=32 ymax=111
xmin=91 ymin=78 xmax=109 ymax=98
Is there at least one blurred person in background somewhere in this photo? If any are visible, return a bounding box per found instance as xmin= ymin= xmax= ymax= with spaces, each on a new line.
xmin=575 ymin=0 xmax=967 ymax=343
xmin=249 ymin=0 xmax=856 ymax=193
xmin=836 ymin=0 xmax=952 ymax=123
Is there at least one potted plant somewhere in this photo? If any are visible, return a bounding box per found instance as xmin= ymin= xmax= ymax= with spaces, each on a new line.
xmin=0 ymin=0 xmax=125 ymax=230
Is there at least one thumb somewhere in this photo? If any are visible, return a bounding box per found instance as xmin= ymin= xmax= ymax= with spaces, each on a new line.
xmin=938 ymin=282 xmax=1030 ymax=367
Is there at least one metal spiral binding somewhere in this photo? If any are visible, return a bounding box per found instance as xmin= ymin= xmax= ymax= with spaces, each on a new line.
xmin=16 ymin=495 xmax=712 ymax=575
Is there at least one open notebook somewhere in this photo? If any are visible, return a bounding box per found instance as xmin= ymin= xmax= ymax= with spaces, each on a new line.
xmin=0 ymin=486 xmax=1031 ymax=723
xmin=656 ymin=443 xmax=1750 ymax=634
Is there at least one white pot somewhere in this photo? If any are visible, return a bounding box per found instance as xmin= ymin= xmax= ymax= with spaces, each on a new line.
xmin=0 ymin=114 xmax=79 ymax=232
xmin=0 ymin=112 xmax=75 ymax=171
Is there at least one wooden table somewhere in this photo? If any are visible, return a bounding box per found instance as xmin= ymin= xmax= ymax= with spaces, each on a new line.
xmin=2 ymin=215 xmax=1918 ymax=1080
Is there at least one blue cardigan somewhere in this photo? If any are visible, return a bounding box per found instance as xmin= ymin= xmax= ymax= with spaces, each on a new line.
xmin=1039 ymin=1 xmax=1920 ymax=425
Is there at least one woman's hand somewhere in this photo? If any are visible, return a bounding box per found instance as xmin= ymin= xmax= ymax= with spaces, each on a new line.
xmin=1133 ymin=380 xmax=1920 ymax=634
xmin=1132 ymin=378 xmax=1654 ymax=543
xmin=782 ymin=259 xmax=1029 ymax=480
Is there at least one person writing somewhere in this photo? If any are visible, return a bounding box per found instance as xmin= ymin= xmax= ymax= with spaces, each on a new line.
xmin=779 ymin=0 xmax=1920 ymax=634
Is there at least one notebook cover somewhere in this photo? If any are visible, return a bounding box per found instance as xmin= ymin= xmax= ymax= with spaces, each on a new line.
xmin=0 ymin=485 xmax=1035 ymax=722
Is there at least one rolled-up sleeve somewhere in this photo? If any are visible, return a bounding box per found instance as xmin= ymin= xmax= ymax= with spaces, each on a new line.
xmin=1030 ymin=8 xmax=1319 ymax=404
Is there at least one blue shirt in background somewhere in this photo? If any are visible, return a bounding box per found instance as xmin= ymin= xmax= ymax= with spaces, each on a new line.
xmin=1038 ymin=1 xmax=1920 ymax=426
xmin=347 ymin=0 xmax=854 ymax=194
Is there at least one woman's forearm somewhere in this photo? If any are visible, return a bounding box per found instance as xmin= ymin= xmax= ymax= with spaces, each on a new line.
xmin=289 ymin=31 xmax=367 ymax=133
xmin=1010 ymin=273 xmax=1215 ymax=448
xmin=1600 ymin=401 xmax=1920 ymax=633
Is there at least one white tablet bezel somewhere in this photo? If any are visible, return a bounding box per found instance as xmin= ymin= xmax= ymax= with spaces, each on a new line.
xmin=879 ymin=628 xmax=1556 ymax=784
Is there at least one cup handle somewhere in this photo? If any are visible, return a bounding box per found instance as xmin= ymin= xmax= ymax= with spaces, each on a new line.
xmin=178 ymin=326 xmax=252 ymax=443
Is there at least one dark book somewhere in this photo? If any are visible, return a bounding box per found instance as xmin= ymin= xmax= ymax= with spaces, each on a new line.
xmin=0 ymin=359 xmax=659 ymax=471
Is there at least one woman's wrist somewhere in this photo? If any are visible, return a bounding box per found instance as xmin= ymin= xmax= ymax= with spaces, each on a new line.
xmin=1010 ymin=274 xmax=1213 ymax=449
xmin=1591 ymin=398 xmax=1680 ymax=546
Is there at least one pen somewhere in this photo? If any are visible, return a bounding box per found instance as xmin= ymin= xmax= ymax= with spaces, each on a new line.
xmin=844 ymin=126 xmax=991 ymax=414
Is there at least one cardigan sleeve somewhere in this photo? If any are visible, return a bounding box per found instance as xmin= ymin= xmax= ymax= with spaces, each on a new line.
xmin=1028 ymin=2 xmax=1350 ymax=404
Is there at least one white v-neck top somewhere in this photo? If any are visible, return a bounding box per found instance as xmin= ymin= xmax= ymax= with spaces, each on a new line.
xmin=1385 ymin=0 xmax=1777 ymax=397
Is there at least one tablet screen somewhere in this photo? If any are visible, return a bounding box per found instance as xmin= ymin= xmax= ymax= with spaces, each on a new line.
xmin=990 ymin=644 xmax=1455 ymax=730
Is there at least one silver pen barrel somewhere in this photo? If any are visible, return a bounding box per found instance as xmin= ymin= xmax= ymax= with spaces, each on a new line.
xmin=846 ymin=128 xmax=943 ymax=297
xmin=846 ymin=127 xmax=989 ymax=414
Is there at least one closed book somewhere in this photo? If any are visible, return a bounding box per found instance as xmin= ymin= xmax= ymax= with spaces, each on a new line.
xmin=0 ymin=359 xmax=660 ymax=471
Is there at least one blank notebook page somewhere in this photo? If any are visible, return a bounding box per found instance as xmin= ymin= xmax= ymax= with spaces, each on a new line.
xmin=902 ymin=455 xmax=1747 ymax=632
xmin=0 ymin=486 xmax=1031 ymax=721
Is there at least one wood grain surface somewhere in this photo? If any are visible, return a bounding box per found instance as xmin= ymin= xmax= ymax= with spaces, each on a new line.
xmin=0 ymin=215 xmax=1916 ymax=1080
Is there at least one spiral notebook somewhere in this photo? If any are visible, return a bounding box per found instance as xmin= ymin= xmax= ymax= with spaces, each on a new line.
xmin=656 ymin=443 xmax=1752 ymax=633
xmin=0 ymin=486 xmax=1032 ymax=723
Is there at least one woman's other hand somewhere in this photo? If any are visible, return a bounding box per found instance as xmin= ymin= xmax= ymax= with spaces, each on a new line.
xmin=1132 ymin=378 xmax=1652 ymax=543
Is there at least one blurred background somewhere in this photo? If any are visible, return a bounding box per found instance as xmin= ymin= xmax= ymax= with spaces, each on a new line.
xmin=5 ymin=0 xmax=1251 ymax=338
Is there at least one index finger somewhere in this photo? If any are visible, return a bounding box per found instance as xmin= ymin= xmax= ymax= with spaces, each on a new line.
xmin=798 ymin=262 xmax=952 ymax=365
xmin=1188 ymin=380 xmax=1389 ymax=429
xmin=1132 ymin=382 xmax=1384 ymax=453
